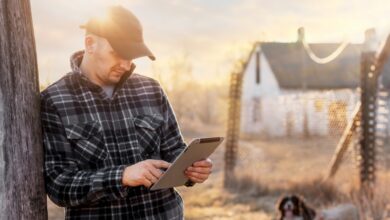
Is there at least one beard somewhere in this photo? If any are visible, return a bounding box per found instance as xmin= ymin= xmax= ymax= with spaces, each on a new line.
xmin=110 ymin=64 xmax=126 ymax=75
xmin=107 ymin=65 xmax=127 ymax=84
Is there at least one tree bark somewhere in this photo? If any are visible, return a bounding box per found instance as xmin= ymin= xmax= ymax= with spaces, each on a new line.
xmin=0 ymin=0 xmax=47 ymax=219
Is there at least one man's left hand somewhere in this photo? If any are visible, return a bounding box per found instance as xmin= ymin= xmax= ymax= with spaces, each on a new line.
xmin=184 ymin=158 xmax=213 ymax=183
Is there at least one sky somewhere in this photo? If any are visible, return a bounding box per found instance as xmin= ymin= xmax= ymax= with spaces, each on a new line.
xmin=30 ymin=0 xmax=390 ymax=85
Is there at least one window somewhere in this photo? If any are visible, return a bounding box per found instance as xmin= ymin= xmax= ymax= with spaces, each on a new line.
xmin=252 ymin=97 xmax=262 ymax=122
xmin=314 ymin=99 xmax=324 ymax=112
xmin=256 ymin=50 xmax=261 ymax=84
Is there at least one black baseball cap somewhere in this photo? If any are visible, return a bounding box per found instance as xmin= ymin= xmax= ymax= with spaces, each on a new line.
xmin=80 ymin=6 xmax=155 ymax=61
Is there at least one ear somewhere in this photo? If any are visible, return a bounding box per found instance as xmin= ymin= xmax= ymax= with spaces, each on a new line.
xmin=277 ymin=197 xmax=286 ymax=220
xmin=84 ymin=35 xmax=96 ymax=54
xmin=277 ymin=197 xmax=286 ymax=211
xmin=300 ymin=199 xmax=316 ymax=220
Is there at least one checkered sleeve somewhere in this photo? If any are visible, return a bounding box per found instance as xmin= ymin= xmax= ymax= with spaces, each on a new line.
xmin=158 ymin=86 xmax=187 ymax=162
xmin=41 ymin=97 xmax=129 ymax=207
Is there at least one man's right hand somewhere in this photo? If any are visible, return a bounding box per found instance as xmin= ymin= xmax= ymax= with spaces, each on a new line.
xmin=122 ymin=159 xmax=171 ymax=188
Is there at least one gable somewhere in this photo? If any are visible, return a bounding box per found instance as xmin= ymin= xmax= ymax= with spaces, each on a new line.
xmin=259 ymin=42 xmax=361 ymax=90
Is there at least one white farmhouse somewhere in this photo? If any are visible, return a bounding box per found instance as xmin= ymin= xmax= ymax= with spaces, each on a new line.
xmin=240 ymin=30 xmax=362 ymax=138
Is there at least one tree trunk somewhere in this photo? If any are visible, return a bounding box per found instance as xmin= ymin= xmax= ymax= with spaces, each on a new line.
xmin=0 ymin=0 xmax=47 ymax=219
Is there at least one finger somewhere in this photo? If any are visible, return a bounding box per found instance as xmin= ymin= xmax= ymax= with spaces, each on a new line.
xmin=185 ymin=171 xmax=209 ymax=180
xmin=144 ymin=170 xmax=158 ymax=184
xmin=193 ymin=158 xmax=213 ymax=167
xmin=141 ymin=177 xmax=153 ymax=188
xmin=148 ymin=166 xmax=164 ymax=179
xmin=148 ymin=159 xmax=171 ymax=169
xmin=187 ymin=175 xmax=205 ymax=183
xmin=144 ymin=161 xmax=168 ymax=179
xmin=186 ymin=166 xmax=212 ymax=174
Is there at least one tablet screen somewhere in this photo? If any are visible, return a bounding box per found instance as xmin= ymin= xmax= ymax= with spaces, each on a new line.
xmin=150 ymin=137 xmax=224 ymax=190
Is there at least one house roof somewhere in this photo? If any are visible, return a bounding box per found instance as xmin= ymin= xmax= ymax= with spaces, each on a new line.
xmin=378 ymin=35 xmax=390 ymax=88
xmin=260 ymin=42 xmax=362 ymax=90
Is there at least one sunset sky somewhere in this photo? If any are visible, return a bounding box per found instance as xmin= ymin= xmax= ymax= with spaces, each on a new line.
xmin=31 ymin=0 xmax=390 ymax=85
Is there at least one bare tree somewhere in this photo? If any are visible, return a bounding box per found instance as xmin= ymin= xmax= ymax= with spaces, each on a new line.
xmin=0 ymin=0 xmax=47 ymax=219
xmin=153 ymin=53 xmax=197 ymax=122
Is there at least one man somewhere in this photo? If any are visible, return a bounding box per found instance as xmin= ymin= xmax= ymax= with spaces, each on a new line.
xmin=41 ymin=6 xmax=212 ymax=219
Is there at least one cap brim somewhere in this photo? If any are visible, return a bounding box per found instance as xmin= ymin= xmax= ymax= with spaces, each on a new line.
xmin=80 ymin=16 xmax=155 ymax=61
xmin=109 ymin=40 xmax=155 ymax=61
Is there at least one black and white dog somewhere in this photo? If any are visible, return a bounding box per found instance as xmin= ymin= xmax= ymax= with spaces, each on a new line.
xmin=277 ymin=194 xmax=359 ymax=220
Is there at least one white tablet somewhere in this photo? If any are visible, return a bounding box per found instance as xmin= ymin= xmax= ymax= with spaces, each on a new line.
xmin=149 ymin=137 xmax=224 ymax=191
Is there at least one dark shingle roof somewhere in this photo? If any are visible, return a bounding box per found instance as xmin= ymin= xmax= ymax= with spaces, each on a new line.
xmin=260 ymin=42 xmax=362 ymax=90
xmin=377 ymin=35 xmax=390 ymax=88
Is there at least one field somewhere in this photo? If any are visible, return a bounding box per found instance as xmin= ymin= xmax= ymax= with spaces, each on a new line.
xmin=47 ymin=124 xmax=390 ymax=219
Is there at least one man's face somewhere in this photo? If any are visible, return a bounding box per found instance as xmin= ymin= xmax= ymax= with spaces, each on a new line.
xmin=90 ymin=37 xmax=132 ymax=86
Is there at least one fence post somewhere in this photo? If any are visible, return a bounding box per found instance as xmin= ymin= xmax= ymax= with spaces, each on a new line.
xmin=224 ymin=43 xmax=260 ymax=187
xmin=359 ymin=28 xmax=379 ymax=195
xmin=0 ymin=0 xmax=48 ymax=219
xmin=224 ymin=71 xmax=243 ymax=187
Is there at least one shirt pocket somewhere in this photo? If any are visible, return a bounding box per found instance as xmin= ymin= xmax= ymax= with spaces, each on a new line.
xmin=133 ymin=114 xmax=164 ymax=160
xmin=64 ymin=121 xmax=108 ymax=168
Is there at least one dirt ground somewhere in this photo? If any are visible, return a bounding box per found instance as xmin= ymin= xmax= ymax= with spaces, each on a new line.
xmin=46 ymin=125 xmax=390 ymax=219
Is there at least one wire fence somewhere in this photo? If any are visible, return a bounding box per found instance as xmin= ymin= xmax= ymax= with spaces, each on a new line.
xmin=224 ymin=34 xmax=390 ymax=218
xmin=236 ymin=90 xmax=360 ymax=185
xmin=228 ymin=86 xmax=390 ymax=217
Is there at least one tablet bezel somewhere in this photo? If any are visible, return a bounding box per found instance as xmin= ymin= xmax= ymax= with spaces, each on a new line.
xmin=149 ymin=136 xmax=224 ymax=191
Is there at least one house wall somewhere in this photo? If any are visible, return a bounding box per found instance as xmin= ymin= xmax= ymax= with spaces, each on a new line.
xmin=240 ymin=48 xmax=359 ymax=138
xmin=278 ymin=90 xmax=358 ymax=137
xmin=242 ymin=89 xmax=358 ymax=138
xmin=240 ymin=47 xmax=281 ymax=136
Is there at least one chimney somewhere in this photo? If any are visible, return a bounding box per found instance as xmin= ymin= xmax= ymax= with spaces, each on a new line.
xmin=297 ymin=27 xmax=305 ymax=43
xmin=363 ymin=28 xmax=379 ymax=52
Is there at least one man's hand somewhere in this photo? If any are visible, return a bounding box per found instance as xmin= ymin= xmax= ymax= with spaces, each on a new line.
xmin=122 ymin=159 xmax=171 ymax=188
xmin=184 ymin=158 xmax=213 ymax=183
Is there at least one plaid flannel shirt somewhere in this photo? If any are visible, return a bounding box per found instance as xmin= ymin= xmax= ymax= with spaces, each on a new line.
xmin=41 ymin=51 xmax=186 ymax=219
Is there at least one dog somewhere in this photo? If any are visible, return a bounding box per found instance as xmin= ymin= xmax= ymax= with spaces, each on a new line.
xmin=277 ymin=194 xmax=360 ymax=220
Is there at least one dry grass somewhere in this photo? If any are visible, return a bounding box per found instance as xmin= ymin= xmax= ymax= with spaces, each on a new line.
xmin=349 ymin=177 xmax=390 ymax=220
xmin=181 ymin=170 xmax=390 ymax=220
xmin=180 ymin=132 xmax=390 ymax=219
xmin=226 ymin=174 xmax=348 ymax=210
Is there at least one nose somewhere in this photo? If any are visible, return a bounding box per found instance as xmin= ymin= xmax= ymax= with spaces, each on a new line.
xmin=119 ymin=59 xmax=132 ymax=71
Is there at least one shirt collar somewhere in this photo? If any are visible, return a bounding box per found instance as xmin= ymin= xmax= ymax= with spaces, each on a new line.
xmin=69 ymin=50 xmax=136 ymax=96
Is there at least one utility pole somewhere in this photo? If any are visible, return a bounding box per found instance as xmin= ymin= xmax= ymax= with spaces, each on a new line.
xmin=359 ymin=28 xmax=379 ymax=197
xmin=0 ymin=0 xmax=48 ymax=219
